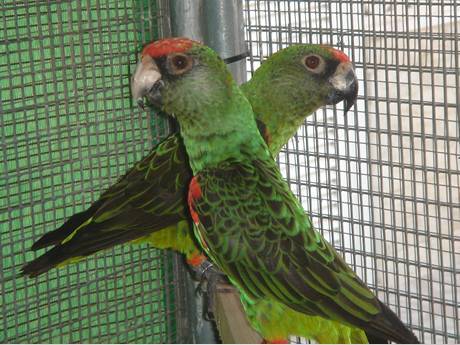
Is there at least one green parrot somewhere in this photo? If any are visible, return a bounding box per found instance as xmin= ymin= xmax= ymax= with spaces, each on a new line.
xmin=130 ymin=38 xmax=419 ymax=344
xmin=22 ymin=42 xmax=357 ymax=274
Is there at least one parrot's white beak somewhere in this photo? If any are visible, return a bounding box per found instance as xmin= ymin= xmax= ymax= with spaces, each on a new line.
xmin=131 ymin=55 xmax=163 ymax=109
xmin=327 ymin=61 xmax=358 ymax=114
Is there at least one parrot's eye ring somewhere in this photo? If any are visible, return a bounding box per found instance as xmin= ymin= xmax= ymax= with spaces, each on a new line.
xmin=303 ymin=54 xmax=324 ymax=73
xmin=168 ymin=53 xmax=193 ymax=75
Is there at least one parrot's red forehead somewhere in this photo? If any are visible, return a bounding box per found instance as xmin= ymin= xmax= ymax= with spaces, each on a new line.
xmin=322 ymin=45 xmax=350 ymax=63
xmin=142 ymin=37 xmax=200 ymax=58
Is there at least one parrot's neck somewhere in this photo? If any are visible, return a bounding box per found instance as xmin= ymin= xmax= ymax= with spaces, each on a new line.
xmin=241 ymin=73 xmax=322 ymax=155
xmin=256 ymin=112 xmax=307 ymax=155
xmin=178 ymin=87 xmax=271 ymax=174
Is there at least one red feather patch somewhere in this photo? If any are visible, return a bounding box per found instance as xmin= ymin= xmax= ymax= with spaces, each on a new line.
xmin=322 ymin=45 xmax=350 ymax=63
xmin=142 ymin=37 xmax=199 ymax=58
xmin=188 ymin=176 xmax=202 ymax=225
xmin=186 ymin=253 xmax=207 ymax=267
xmin=331 ymin=49 xmax=350 ymax=62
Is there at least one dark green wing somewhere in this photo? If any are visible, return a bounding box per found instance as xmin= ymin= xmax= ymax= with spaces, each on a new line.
xmin=22 ymin=133 xmax=192 ymax=277
xmin=191 ymin=157 xmax=419 ymax=344
xmin=23 ymin=121 xmax=271 ymax=277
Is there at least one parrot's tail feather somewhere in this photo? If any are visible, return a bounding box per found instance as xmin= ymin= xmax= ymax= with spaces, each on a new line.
xmin=22 ymin=217 xmax=177 ymax=277
xmin=22 ymin=232 xmax=130 ymax=277
xmin=22 ymin=234 xmax=125 ymax=277
xmin=366 ymin=300 xmax=420 ymax=344
xmin=30 ymin=201 xmax=103 ymax=251
xmin=21 ymin=248 xmax=65 ymax=277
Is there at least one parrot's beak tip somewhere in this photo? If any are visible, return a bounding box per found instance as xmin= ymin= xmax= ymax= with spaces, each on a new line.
xmin=328 ymin=61 xmax=359 ymax=116
xmin=344 ymin=99 xmax=353 ymax=115
xmin=343 ymin=78 xmax=359 ymax=115
xmin=136 ymin=98 xmax=145 ymax=110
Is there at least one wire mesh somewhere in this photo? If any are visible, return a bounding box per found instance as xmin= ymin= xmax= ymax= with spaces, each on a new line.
xmin=243 ymin=1 xmax=459 ymax=343
xmin=0 ymin=0 xmax=193 ymax=343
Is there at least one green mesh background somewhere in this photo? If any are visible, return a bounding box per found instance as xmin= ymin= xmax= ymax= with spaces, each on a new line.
xmin=0 ymin=0 xmax=190 ymax=342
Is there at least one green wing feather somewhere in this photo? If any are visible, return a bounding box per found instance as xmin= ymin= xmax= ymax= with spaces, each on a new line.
xmin=22 ymin=134 xmax=193 ymax=277
xmin=191 ymin=156 xmax=419 ymax=344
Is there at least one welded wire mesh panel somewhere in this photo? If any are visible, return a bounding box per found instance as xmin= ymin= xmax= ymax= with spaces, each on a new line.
xmin=243 ymin=1 xmax=459 ymax=343
xmin=0 ymin=0 xmax=191 ymax=343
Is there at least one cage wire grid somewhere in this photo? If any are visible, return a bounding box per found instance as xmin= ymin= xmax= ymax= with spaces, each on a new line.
xmin=0 ymin=0 xmax=195 ymax=343
xmin=243 ymin=0 xmax=459 ymax=343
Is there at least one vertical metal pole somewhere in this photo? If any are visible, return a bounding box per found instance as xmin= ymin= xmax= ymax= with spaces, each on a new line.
xmin=169 ymin=0 xmax=205 ymax=41
xmin=203 ymin=0 xmax=247 ymax=84
xmin=156 ymin=0 xmax=172 ymax=38
xmin=169 ymin=0 xmax=246 ymax=84
xmin=168 ymin=4 xmax=216 ymax=341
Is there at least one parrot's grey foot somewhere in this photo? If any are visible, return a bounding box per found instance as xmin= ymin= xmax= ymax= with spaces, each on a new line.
xmin=202 ymin=267 xmax=233 ymax=321
xmin=190 ymin=260 xmax=230 ymax=320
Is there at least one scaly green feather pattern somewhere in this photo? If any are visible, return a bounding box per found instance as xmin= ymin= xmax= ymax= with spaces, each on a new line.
xmin=191 ymin=153 xmax=380 ymax=321
xmin=190 ymin=150 xmax=418 ymax=343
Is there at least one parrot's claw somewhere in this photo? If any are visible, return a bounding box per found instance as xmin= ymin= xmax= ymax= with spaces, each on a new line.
xmin=189 ymin=259 xmax=230 ymax=320
xmin=136 ymin=98 xmax=145 ymax=110
xmin=192 ymin=259 xmax=216 ymax=295
xmin=202 ymin=268 xmax=233 ymax=321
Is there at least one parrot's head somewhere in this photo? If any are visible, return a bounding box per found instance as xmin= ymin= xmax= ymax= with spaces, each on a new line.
xmin=245 ymin=44 xmax=358 ymax=117
xmin=131 ymin=37 xmax=237 ymax=120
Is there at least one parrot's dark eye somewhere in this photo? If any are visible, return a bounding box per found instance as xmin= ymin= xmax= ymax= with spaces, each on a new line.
xmin=303 ymin=54 xmax=324 ymax=72
xmin=305 ymin=55 xmax=320 ymax=69
xmin=173 ymin=55 xmax=187 ymax=68
xmin=168 ymin=53 xmax=193 ymax=75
